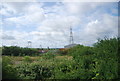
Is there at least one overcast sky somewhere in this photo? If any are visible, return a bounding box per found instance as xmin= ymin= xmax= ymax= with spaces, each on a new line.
xmin=0 ymin=0 xmax=118 ymax=48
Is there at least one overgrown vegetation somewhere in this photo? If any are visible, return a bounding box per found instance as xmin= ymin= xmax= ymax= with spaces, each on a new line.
xmin=2 ymin=37 xmax=119 ymax=80
xmin=2 ymin=46 xmax=39 ymax=56
xmin=41 ymin=51 xmax=57 ymax=59
xmin=15 ymin=63 xmax=53 ymax=80
xmin=2 ymin=56 xmax=18 ymax=79
xmin=23 ymin=56 xmax=32 ymax=63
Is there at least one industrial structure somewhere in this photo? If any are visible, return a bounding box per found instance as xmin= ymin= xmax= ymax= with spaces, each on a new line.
xmin=27 ymin=40 xmax=32 ymax=48
xmin=64 ymin=26 xmax=79 ymax=48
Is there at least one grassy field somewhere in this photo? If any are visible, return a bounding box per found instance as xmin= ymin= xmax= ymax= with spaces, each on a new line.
xmin=2 ymin=54 xmax=76 ymax=79
xmin=4 ymin=55 xmax=73 ymax=65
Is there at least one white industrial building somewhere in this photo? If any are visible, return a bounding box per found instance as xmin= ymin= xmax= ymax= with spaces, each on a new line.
xmin=64 ymin=43 xmax=79 ymax=48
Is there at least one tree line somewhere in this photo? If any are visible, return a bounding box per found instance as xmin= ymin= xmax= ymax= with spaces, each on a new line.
xmin=2 ymin=46 xmax=39 ymax=56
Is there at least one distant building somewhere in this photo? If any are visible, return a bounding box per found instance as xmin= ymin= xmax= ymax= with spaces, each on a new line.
xmin=38 ymin=49 xmax=49 ymax=53
xmin=64 ymin=44 xmax=79 ymax=48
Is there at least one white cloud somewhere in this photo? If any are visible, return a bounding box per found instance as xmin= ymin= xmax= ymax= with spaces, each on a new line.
xmin=3 ymin=2 xmax=45 ymax=27
xmin=1 ymin=2 xmax=118 ymax=48
xmin=0 ymin=9 xmax=11 ymax=16
xmin=38 ymin=14 xmax=81 ymax=31
xmin=63 ymin=2 xmax=114 ymax=17
xmin=79 ymin=14 xmax=118 ymax=44
xmin=2 ymin=0 xmax=119 ymax=2
xmin=0 ymin=3 xmax=16 ymax=16
xmin=2 ymin=31 xmax=28 ymax=47
xmin=2 ymin=34 xmax=15 ymax=40
xmin=62 ymin=0 xmax=119 ymax=2
xmin=5 ymin=12 xmax=44 ymax=26
xmin=2 ymin=31 xmax=29 ymax=40
xmin=2 ymin=0 xmax=37 ymax=2
xmin=1 ymin=2 xmax=44 ymax=16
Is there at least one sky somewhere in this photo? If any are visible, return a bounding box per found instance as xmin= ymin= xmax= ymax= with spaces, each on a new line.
xmin=0 ymin=0 xmax=119 ymax=48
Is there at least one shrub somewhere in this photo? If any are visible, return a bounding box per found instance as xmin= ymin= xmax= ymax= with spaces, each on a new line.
xmin=15 ymin=63 xmax=53 ymax=79
xmin=94 ymin=37 xmax=118 ymax=58
xmin=23 ymin=56 xmax=32 ymax=63
xmin=2 ymin=56 xmax=18 ymax=79
xmin=67 ymin=37 xmax=118 ymax=79
xmin=93 ymin=37 xmax=118 ymax=79
xmin=54 ymin=59 xmax=78 ymax=79
xmin=41 ymin=51 xmax=56 ymax=59
xmin=0 ymin=57 xmax=2 ymax=79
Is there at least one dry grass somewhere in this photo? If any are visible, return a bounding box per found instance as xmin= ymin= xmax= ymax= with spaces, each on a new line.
xmin=30 ymin=56 xmax=42 ymax=60
xmin=10 ymin=56 xmax=41 ymax=61
xmin=5 ymin=55 xmax=73 ymax=66
xmin=55 ymin=55 xmax=73 ymax=60
xmin=11 ymin=56 xmax=23 ymax=61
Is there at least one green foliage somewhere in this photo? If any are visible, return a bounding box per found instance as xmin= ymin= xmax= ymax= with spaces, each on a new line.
xmin=23 ymin=56 xmax=32 ymax=63
xmin=41 ymin=51 xmax=56 ymax=59
xmin=2 ymin=56 xmax=18 ymax=79
xmin=15 ymin=63 xmax=53 ymax=79
xmin=93 ymin=37 xmax=118 ymax=79
xmin=54 ymin=59 xmax=77 ymax=79
xmin=94 ymin=37 xmax=118 ymax=58
xmin=0 ymin=57 xmax=1 ymax=79
xmin=67 ymin=45 xmax=95 ymax=79
xmin=69 ymin=45 xmax=94 ymax=58
xmin=2 ymin=37 xmax=119 ymax=79
xmin=2 ymin=46 xmax=39 ymax=56
xmin=66 ymin=37 xmax=118 ymax=79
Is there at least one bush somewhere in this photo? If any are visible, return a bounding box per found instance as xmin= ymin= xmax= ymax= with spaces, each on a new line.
xmin=94 ymin=37 xmax=118 ymax=58
xmin=41 ymin=51 xmax=56 ymax=59
xmin=66 ymin=37 xmax=118 ymax=79
xmin=23 ymin=56 xmax=32 ymax=63
xmin=93 ymin=37 xmax=118 ymax=79
xmin=0 ymin=57 xmax=2 ymax=79
xmin=2 ymin=56 xmax=18 ymax=79
xmin=54 ymin=59 xmax=78 ymax=79
xmin=68 ymin=45 xmax=94 ymax=56
xmin=15 ymin=63 xmax=53 ymax=79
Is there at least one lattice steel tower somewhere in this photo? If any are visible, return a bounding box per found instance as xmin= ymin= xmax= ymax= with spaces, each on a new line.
xmin=69 ymin=26 xmax=74 ymax=44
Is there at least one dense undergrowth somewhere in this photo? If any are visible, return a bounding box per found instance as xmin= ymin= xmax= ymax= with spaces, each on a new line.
xmin=2 ymin=37 xmax=119 ymax=80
